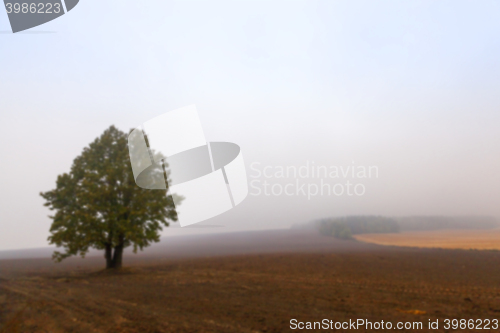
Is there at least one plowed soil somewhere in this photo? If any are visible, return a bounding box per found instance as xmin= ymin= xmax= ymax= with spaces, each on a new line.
xmin=1 ymin=230 xmax=500 ymax=332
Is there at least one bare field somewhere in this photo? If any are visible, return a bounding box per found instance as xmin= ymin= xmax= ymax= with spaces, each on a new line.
xmin=354 ymin=229 xmax=500 ymax=250
xmin=1 ymin=230 xmax=500 ymax=332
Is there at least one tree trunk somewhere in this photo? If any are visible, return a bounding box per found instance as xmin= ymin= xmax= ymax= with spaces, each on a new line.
xmin=104 ymin=235 xmax=125 ymax=269
xmin=105 ymin=244 xmax=113 ymax=269
xmin=111 ymin=244 xmax=124 ymax=269
xmin=104 ymin=243 xmax=124 ymax=269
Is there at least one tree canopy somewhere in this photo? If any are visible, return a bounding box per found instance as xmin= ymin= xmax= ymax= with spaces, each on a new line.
xmin=40 ymin=126 xmax=178 ymax=268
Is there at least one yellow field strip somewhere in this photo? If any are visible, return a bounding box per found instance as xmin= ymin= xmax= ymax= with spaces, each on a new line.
xmin=354 ymin=229 xmax=500 ymax=250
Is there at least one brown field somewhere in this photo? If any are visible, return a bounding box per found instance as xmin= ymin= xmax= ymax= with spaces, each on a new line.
xmin=1 ymin=230 xmax=500 ymax=332
xmin=354 ymin=229 xmax=500 ymax=250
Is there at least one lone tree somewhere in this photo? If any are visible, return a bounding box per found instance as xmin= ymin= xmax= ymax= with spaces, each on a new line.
xmin=41 ymin=126 xmax=178 ymax=269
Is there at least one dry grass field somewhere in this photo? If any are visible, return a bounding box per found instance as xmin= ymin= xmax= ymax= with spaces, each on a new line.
xmin=354 ymin=229 xmax=500 ymax=250
xmin=1 ymin=230 xmax=500 ymax=332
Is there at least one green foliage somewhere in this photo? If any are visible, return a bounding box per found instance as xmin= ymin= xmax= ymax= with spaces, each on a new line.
xmin=318 ymin=221 xmax=352 ymax=239
xmin=40 ymin=126 xmax=178 ymax=266
xmin=333 ymin=223 xmax=353 ymax=239
xmin=317 ymin=215 xmax=399 ymax=239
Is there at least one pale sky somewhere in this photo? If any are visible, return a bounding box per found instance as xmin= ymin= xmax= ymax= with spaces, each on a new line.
xmin=1 ymin=0 xmax=500 ymax=250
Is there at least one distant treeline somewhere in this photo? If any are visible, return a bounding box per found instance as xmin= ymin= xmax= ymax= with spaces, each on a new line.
xmin=310 ymin=215 xmax=498 ymax=240
xmin=316 ymin=216 xmax=400 ymax=240
xmin=395 ymin=216 xmax=498 ymax=231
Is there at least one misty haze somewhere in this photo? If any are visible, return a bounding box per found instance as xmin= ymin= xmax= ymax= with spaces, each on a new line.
xmin=1 ymin=0 xmax=500 ymax=332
